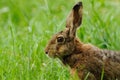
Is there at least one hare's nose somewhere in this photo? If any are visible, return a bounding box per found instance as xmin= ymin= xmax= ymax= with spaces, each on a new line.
xmin=45 ymin=51 xmax=48 ymax=54
xmin=45 ymin=47 xmax=49 ymax=54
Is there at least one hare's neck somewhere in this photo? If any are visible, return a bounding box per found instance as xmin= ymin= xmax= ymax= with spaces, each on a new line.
xmin=61 ymin=38 xmax=99 ymax=68
xmin=61 ymin=39 xmax=85 ymax=68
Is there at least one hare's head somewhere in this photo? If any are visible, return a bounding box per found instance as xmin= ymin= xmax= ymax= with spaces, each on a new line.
xmin=45 ymin=2 xmax=83 ymax=58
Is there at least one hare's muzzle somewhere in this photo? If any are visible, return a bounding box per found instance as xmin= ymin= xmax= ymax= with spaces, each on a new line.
xmin=45 ymin=49 xmax=48 ymax=54
xmin=44 ymin=47 xmax=48 ymax=54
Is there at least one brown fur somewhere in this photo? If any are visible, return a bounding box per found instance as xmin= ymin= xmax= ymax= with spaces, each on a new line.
xmin=45 ymin=2 xmax=120 ymax=80
xmin=61 ymin=38 xmax=120 ymax=80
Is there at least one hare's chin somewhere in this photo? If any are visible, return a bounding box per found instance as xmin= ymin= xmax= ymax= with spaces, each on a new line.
xmin=47 ymin=53 xmax=58 ymax=58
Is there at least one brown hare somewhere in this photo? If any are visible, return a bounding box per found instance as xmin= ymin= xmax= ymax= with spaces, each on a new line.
xmin=45 ymin=2 xmax=120 ymax=80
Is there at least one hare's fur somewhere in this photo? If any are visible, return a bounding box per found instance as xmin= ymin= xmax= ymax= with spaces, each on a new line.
xmin=45 ymin=2 xmax=120 ymax=80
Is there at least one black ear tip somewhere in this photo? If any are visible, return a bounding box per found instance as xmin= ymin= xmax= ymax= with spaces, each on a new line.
xmin=77 ymin=2 xmax=82 ymax=6
xmin=73 ymin=2 xmax=83 ymax=10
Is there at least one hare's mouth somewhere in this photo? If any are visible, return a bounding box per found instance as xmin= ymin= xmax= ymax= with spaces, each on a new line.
xmin=52 ymin=53 xmax=65 ymax=58
xmin=46 ymin=52 xmax=59 ymax=58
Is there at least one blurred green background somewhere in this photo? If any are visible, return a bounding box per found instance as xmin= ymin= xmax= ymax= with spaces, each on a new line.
xmin=0 ymin=0 xmax=120 ymax=80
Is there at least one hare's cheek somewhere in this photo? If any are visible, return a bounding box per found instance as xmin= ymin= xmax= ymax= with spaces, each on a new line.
xmin=48 ymin=50 xmax=56 ymax=57
xmin=58 ymin=47 xmax=64 ymax=53
xmin=57 ymin=45 xmax=68 ymax=55
xmin=47 ymin=47 xmax=56 ymax=57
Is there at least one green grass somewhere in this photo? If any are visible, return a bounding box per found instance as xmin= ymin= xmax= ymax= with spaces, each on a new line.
xmin=0 ymin=0 xmax=120 ymax=80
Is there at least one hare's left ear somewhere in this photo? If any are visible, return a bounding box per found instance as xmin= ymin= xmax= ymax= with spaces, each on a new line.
xmin=66 ymin=2 xmax=83 ymax=39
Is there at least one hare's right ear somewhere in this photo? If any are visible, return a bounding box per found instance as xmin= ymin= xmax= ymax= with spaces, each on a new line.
xmin=66 ymin=2 xmax=83 ymax=39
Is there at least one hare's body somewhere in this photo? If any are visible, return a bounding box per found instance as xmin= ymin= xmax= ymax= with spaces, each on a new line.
xmin=61 ymin=38 xmax=120 ymax=80
xmin=45 ymin=2 xmax=120 ymax=80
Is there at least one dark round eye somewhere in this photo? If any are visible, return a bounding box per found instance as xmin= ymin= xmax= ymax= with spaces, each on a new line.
xmin=57 ymin=37 xmax=65 ymax=43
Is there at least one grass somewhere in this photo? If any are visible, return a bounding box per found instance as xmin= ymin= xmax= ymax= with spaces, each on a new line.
xmin=0 ymin=0 xmax=120 ymax=80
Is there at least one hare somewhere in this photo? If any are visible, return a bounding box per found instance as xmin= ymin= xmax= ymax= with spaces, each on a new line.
xmin=45 ymin=2 xmax=120 ymax=80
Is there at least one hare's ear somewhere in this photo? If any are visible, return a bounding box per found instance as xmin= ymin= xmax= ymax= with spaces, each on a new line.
xmin=66 ymin=2 xmax=83 ymax=39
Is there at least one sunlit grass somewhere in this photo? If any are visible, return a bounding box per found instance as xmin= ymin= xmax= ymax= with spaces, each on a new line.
xmin=0 ymin=0 xmax=120 ymax=80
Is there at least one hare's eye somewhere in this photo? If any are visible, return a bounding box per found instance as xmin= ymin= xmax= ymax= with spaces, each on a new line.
xmin=57 ymin=37 xmax=64 ymax=43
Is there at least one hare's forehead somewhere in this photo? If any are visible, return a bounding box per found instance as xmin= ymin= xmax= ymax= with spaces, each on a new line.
xmin=49 ymin=33 xmax=59 ymax=42
xmin=50 ymin=30 xmax=67 ymax=40
xmin=57 ymin=31 xmax=68 ymax=37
